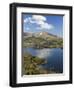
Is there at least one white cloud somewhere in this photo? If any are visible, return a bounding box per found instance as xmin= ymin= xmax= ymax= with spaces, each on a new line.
xmin=39 ymin=22 xmax=54 ymax=30
xmin=36 ymin=20 xmax=44 ymax=25
xmin=32 ymin=15 xmax=46 ymax=21
xmin=24 ymin=18 xmax=28 ymax=23
xmin=24 ymin=15 xmax=54 ymax=30
xmin=24 ymin=17 xmax=31 ymax=23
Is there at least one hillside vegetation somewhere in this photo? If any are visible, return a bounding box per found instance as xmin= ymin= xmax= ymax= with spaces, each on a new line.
xmin=23 ymin=35 xmax=63 ymax=49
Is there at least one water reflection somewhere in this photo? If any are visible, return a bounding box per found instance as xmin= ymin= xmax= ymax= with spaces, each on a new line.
xmin=36 ymin=48 xmax=51 ymax=58
xmin=23 ymin=48 xmax=63 ymax=73
xmin=23 ymin=48 xmax=51 ymax=59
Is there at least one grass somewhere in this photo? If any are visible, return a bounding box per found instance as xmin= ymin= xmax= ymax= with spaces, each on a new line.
xmin=23 ymin=36 xmax=63 ymax=49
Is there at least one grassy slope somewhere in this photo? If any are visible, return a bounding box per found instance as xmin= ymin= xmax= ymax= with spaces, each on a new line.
xmin=23 ymin=36 xmax=63 ymax=49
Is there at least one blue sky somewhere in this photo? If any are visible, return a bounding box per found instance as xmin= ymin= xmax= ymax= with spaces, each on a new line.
xmin=22 ymin=14 xmax=63 ymax=37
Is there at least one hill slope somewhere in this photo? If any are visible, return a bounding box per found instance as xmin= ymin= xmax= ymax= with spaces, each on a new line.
xmin=23 ymin=32 xmax=63 ymax=49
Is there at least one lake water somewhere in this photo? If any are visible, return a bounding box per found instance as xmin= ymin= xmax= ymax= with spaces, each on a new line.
xmin=23 ymin=48 xmax=63 ymax=73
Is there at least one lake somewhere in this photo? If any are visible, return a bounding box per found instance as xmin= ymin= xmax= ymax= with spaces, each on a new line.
xmin=23 ymin=48 xmax=63 ymax=73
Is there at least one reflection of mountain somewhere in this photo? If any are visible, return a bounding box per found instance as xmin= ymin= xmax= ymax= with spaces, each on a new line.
xmin=23 ymin=32 xmax=63 ymax=49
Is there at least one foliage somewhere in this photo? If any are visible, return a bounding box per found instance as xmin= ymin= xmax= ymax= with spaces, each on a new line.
xmin=22 ymin=53 xmax=50 ymax=75
xmin=23 ymin=36 xmax=63 ymax=49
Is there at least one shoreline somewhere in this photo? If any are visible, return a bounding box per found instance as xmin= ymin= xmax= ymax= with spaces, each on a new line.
xmin=22 ymin=53 xmax=60 ymax=75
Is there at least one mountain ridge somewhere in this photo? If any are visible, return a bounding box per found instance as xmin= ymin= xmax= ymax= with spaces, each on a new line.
xmin=23 ymin=31 xmax=62 ymax=39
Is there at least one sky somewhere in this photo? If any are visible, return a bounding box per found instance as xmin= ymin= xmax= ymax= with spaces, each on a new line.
xmin=22 ymin=14 xmax=63 ymax=37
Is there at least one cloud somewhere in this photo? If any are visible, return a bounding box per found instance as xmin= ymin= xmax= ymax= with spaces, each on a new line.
xmin=32 ymin=15 xmax=46 ymax=21
xmin=24 ymin=15 xmax=54 ymax=30
xmin=38 ymin=22 xmax=54 ymax=30
xmin=24 ymin=17 xmax=31 ymax=23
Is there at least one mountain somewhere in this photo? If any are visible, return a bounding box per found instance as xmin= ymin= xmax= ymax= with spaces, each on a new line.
xmin=33 ymin=32 xmax=49 ymax=37
xmin=23 ymin=31 xmax=60 ymax=39
xmin=23 ymin=32 xmax=33 ymax=38
xmin=23 ymin=31 xmax=63 ymax=49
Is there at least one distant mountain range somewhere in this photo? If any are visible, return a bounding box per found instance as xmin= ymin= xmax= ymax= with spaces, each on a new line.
xmin=23 ymin=32 xmax=62 ymax=39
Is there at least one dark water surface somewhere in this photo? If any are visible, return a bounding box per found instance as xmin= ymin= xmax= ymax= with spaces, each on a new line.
xmin=23 ymin=48 xmax=63 ymax=73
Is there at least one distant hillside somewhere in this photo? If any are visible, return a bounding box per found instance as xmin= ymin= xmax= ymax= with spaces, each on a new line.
xmin=23 ymin=32 xmax=61 ymax=39
xmin=33 ymin=32 xmax=59 ymax=39
xmin=23 ymin=32 xmax=33 ymax=38
xmin=23 ymin=31 xmax=63 ymax=49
